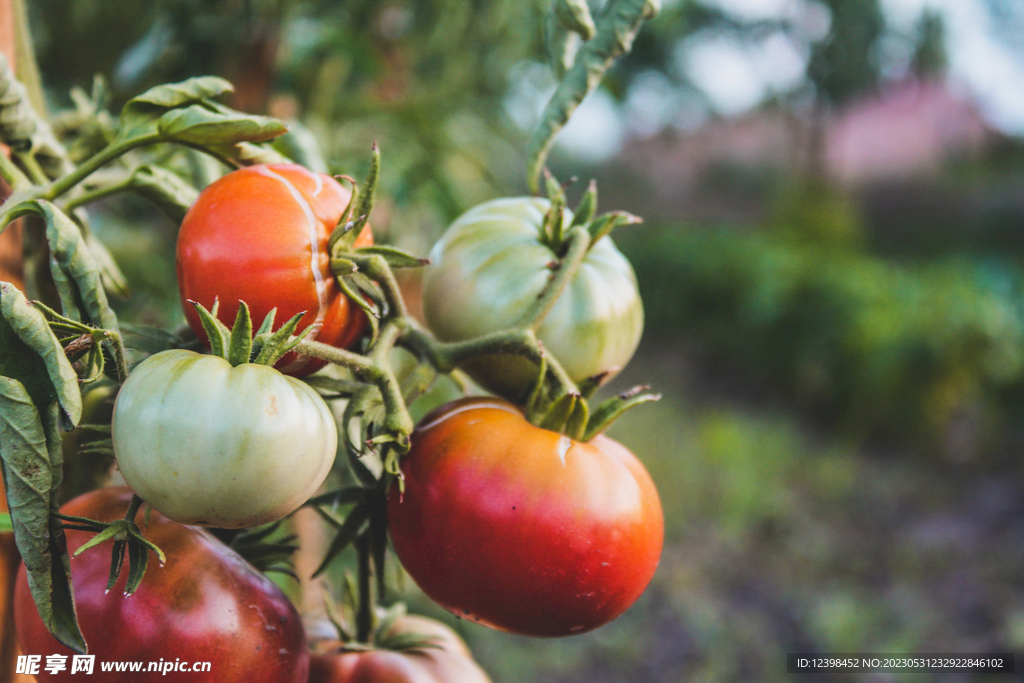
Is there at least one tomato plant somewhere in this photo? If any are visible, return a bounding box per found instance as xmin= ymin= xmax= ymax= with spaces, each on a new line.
xmin=308 ymin=615 xmax=492 ymax=683
xmin=13 ymin=487 xmax=309 ymax=682
xmin=177 ymin=163 xmax=373 ymax=376
xmin=386 ymin=398 xmax=664 ymax=637
xmin=421 ymin=196 xmax=644 ymax=398
xmin=112 ymin=348 xmax=337 ymax=528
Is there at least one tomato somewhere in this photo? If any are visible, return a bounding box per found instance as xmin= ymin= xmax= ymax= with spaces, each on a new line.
xmin=14 ymin=487 xmax=309 ymax=682
xmin=386 ymin=398 xmax=663 ymax=637
xmin=112 ymin=349 xmax=336 ymax=528
xmin=177 ymin=163 xmax=373 ymax=377
xmin=308 ymin=615 xmax=492 ymax=683
xmin=421 ymin=197 xmax=643 ymax=398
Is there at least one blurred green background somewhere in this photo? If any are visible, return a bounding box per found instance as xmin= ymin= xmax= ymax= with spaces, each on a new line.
xmin=26 ymin=0 xmax=1024 ymax=680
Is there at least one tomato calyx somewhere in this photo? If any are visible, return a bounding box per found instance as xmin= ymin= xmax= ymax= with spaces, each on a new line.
xmin=525 ymin=355 xmax=661 ymax=441
xmin=538 ymin=170 xmax=643 ymax=256
xmin=188 ymin=298 xmax=313 ymax=367
xmin=55 ymin=493 xmax=166 ymax=596
xmin=327 ymin=144 xmax=429 ymax=345
xmin=319 ymin=592 xmax=442 ymax=656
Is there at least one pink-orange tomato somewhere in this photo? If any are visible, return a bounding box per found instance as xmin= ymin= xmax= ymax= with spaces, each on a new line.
xmin=176 ymin=164 xmax=372 ymax=376
xmin=386 ymin=398 xmax=664 ymax=637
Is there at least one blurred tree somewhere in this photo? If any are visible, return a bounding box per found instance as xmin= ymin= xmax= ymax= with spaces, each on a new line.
xmin=806 ymin=0 xmax=884 ymax=107
xmin=910 ymin=8 xmax=946 ymax=79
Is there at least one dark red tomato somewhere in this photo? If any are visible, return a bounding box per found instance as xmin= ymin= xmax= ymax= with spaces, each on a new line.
xmin=308 ymin=615 xmax=492 ymax=683
xmin=14 ymin=487 xmax=308 ymax=682
xmin=177 ymin=164 xmax=372 ymax=376
xmin=386 ymin=398 xmax=664 ymax=637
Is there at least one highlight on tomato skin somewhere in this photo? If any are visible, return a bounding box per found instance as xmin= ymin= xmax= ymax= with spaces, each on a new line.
xmin=386 ymin=397 xmax=664 ymax=637
xmin=12 ymin=487 xmax=310 ymax=683
xmin=176 ymin=163 xmax=373 ymax=377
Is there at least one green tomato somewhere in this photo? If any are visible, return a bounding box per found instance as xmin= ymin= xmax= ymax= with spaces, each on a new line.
xmin=422 ymin=197 xmax=644 ymax=398
xmin=112 ymin=349 xmax=337 ymax=528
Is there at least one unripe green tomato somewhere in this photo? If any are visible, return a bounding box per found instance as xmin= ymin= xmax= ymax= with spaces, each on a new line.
xmin=422 ymin=197 xmax=643 ymax=398
xmin=112 ymin=349 xmax=337 ymax=528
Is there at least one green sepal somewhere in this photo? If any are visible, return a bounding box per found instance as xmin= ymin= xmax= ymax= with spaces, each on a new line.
xmin=327 ymin=186 xmax=359 ymax=255
xmin=583 ymin=386 xmax=661 ymax=441
xmin=343 ymin=144 xmax=380 ymax=249
xmin=525 ymin=353 xmax=549 ymax=426
xmin=251 ymin=310 xmax=311 ymax=367
xmin=378 ymin=631 xmax=443 ymax=653
xmin=540 ymin=392 xmax=579 ymax=433
xmin=230 ymin=521 xmax=300 ymax=579
xmin=355 ymin=245 xmax=429 ymax=269
xmin=313 ymin=502 xmax=372 ymax=578
xmin=540 ymin=188 xmax=567 ymax=251
xmin=577 ymin=370 xmax=611 ymax=400
xmin=565 ymin=396 xmax=589 ymax=441
xmin=375 ymin=602 xmax=407 ymax=644
xmin=157 ymin=105 xmax=287 ymax=146
xmin=571 ymin=179 xmax=598 ymax=227
xmin=337 ymin=273 xmax=381 ymax=344
xmin=106 ymin=540 xmax=126 ymax=593
xmin=226 ymin=302 xmax=253 ymax=367
xmin=254 ymin=308 xmax=277 ymax=339
xmin=324 ymin=585 xmax=353 ymax=642
xmin=587 ymin=210 xmax=642 ymax=246
xmin=125 ymin=538 xmax=147 ymax=595
xmin=305 ymin=487 xmax=369 ymax=510
xmin=188 ymin=300 xmax=230 ymax=359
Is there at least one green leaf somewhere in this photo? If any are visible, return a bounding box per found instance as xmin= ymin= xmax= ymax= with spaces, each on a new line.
xmin=207 ymin=141 xmax=291 ymax=167
xmin=157 ymin=105 xmax=287 ymax=146
xmin=313 ymin=503 xmax=371 ymax=578
xmin=0 ymin=382 xmax=84 ymax=652
xmin=0 ymin=283 xmax=82 ymax=424
xmin=587 ymin=211 xmax=642 ymax=245
xmin=129 ymin=165 xmax=200 ymax=224
xmin=118 ymin=76 xmax=233 ymax=140
xmin=128 ymin=76 xmax=233 ymax=110
xmin=565 ymin=395 xmax=589 ymax=441
xmin=7 ymin=200 xmax=118 ymax=331
xmin=527 ymin=0 xmax=659 ymax=191
xmin=119 ymin=323 xmax=183 ymax=355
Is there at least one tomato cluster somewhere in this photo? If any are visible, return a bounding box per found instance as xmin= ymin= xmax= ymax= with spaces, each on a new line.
xmin=15 ymin=162 xmax=663 ymax=681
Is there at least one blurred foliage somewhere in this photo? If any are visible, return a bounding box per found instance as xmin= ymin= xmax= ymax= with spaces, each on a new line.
xmin=624 ymin=224 xmax=1024 ymax=453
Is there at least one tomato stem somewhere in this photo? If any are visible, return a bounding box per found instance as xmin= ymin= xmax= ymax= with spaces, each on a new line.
xmin=355 ymin=533 xmax=375 ymax=643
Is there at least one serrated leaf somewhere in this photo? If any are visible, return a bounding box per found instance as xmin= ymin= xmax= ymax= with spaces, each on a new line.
xmin=355 ymin=245 xmax=429 ymax=269
xmin=0 ymin=383 xmax=84 ymax=652
xmin=1 ymin=283 xmax=82 ymax=424
xmin=157 ymin=105 xmax=287 ymax=146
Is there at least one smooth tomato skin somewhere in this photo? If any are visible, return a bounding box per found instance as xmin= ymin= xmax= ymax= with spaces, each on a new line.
xmin=386 ymin=398 xmax=664 ymax=637
xmin=422 ymin=197 xmax=643 ymax=398
xmin=177 ymin=163 xmax=372 ymax=376
xmin=14 ymin=487 xmax=309 ymax=682
xmin=308 ymin=616 xmax=492 ymax=683
xmin=112 ymin=349 xmax=337 ymax=528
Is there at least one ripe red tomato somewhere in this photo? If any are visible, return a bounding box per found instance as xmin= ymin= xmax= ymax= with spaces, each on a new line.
xmin=308 ymin=615 xmax=492 ymax=682
xmin=386 ymin=398 xmax=664 ymax=637
xmin=14 ymin=487 xmax=309 ymax=682
xmin=176 ymin=164 xmax=372 ymax=376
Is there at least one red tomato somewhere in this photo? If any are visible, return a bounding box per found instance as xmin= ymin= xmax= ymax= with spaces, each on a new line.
xmin=14 ymin=487 xmax=309 ymax=682
xmin=308 ymin=615 xmax=492 ymax=683
xmin=176 ymin=164 xmax=372 ymax=376
xmin=386 ymin=398 xmax=664 ymax=637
